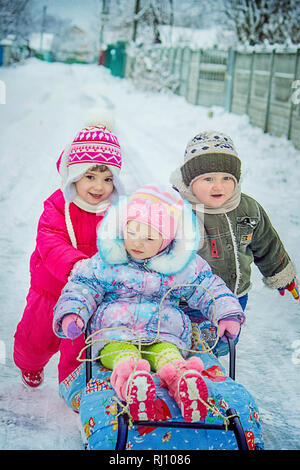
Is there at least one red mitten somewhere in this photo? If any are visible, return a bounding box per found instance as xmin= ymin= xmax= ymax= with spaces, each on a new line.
xmin=278 ymin=280 xmax=299 ymax=300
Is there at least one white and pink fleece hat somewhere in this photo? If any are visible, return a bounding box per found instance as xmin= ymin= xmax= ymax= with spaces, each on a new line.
xmin=56 ymin=110 xmax=123 ymax=203
xmin=97 ymin=184 xmax=200 ymax=274
xmin=124 ymin=185 xmax=185 ymax=252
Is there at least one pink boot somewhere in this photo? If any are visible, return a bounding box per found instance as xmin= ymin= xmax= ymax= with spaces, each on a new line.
xmin=110 ymin=357 xmax=156 ymax=421
xmin=157 ymin=357 xmax=208 ymax=423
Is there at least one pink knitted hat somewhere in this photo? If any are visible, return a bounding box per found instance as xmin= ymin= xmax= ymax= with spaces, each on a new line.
xmin=124 ymin=185 xmax=185 ymax=252
xmin=57 ymin=121 xmax=122 ymax=202
xmin=67 ymin=124 xmax=121 ymax=169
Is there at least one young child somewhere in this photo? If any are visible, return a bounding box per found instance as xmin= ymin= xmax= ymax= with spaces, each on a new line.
xmin=13 ymin=117 xmax=125 ymax=387
xmin=53 ymin=185 xmax=245 ymax=423
xmin=170 ymin=130 xmax=298 ymax=350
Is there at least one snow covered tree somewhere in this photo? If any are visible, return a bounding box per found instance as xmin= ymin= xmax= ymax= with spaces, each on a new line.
xmin=98 ymin=0 xmax=174 ymax=45
xmin=0 ymin=0 xmax=35 ymax=42
xmin=127 ymin=42 xmax=180 ymax=92
xmin=134 ymin=0 xmax=173 ymax=43
xmin=222 ymin=0 xmax=300 ymax=46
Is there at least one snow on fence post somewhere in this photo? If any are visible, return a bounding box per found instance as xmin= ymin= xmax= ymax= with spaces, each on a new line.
xmin=264 ymin=49 xmax=276 ymax=133
xmin=170 ymin=46 xmax=176 ymax=74
xmin=186 ymin=48 xmax=201 ymax=105
xmin=175 ymin=47 xmax=184 ymax=94
xmin=195 ymin=49 xmax=203 ymax=105
xmin=225 ymin=48 xmax=235 ymax=112
xmin=186 ymin=48 xmax=200 ymax=104
xmin=287 ymin=48 xmax=300 ymax=141
xmin=178 ymin=46 xmax=191 ymax=99
xmin=185 ymin=47 xmax=193 ymax=101
xmin=178 ymin=47 xmax=185 ymax=96
xmin=246 ymin=51 xmax=255 ymax=116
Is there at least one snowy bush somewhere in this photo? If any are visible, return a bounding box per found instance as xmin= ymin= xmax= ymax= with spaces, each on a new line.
xmin=222 ymin=0 xmax=300 ymax=46
xmin=126 ymin=42 xmax=180 ymax=93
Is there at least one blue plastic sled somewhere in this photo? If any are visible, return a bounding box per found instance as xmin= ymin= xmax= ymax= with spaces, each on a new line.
xmin=59 ymin=333 xmax=264 ymax=451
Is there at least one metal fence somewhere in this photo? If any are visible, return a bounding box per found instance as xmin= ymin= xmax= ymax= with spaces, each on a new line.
xmin=106 ymin=43 xmax=300 ymax=150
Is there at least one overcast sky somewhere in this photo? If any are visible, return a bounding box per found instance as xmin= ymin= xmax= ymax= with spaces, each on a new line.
xmin=34 ymin=0 xmax=100 ymax=29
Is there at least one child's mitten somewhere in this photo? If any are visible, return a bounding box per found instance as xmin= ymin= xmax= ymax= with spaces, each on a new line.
xmin=61 ymin=314 xmax=84 ymax=339
xmin=278 ymin=280 xmax=299 ymax=300
xmin=218 ymin=317 xmax=241 ymax=342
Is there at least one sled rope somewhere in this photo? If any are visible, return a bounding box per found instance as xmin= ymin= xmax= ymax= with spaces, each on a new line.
xmin=76 ymin=283 xmax=234 ymax=428
xmin=77 ymin=283 xmax=220 ymax=361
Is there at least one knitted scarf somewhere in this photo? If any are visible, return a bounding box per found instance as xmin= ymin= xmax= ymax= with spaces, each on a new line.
xmin=170 ymin=167 xmax=241 ymax=216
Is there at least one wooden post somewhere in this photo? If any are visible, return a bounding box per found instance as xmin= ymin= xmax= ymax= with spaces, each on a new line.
xmin=178 ymin=47 xmax=184 ymax=96
xmin=287 ymin=48 xmax=300 ymax=140
xmin=195 ymin=49 xmax=203 ymax=105
xmin=264 ymin=49 xmax=276 ymax=134
xmin=185 ymin=47 xmax=192 ymax=100
xmin=225 ymin=48 xmax=236 ymax=112
xmin=246 ymin=50 xmax=255 ymax=116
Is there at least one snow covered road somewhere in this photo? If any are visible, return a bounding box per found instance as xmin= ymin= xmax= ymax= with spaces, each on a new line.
xmin=0 ymin=59 xmax=299 ymax=449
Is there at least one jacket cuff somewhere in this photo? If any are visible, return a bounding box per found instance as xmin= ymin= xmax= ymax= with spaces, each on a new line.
xmin=263 ymin=261 xmax=297 ymax=290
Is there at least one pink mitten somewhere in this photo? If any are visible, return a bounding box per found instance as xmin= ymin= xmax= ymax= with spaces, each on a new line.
xmin=110 ymin=357 xmax=150 ymax=401
xmin=218 ymin=318 xmax=241 ymax=342
xmin=61 ymin=314 xmax=84 ymax=339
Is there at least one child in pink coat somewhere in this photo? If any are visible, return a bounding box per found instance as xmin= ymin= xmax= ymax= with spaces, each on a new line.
xmin=13 ymin=117 xmax=125 ymax=387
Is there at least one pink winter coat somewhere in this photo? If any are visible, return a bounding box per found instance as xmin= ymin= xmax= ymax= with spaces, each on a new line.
xmin=14 ymin=188 xmax=103 ymax=381
xmin=30 ymin=189 xmax=101 ymax=299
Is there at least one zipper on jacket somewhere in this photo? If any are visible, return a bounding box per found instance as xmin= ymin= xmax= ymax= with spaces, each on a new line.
xmin=143 ymin=259 xmax=151 ymax=272
xmin=224 ymin=213 xmax=241 ymax=296
xmin=129 ymin=257 xmax=151 ymax=272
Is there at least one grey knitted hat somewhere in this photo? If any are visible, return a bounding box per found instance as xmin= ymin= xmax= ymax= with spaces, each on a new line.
xmin=181 ymin=131 xmax=241 ymax=187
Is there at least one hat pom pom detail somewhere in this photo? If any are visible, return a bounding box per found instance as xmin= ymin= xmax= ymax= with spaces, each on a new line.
xmin=84 ymin=107 xmax=115 ymax=131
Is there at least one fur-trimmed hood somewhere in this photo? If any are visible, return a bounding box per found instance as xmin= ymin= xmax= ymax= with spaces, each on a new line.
xmin=97 ymin=195 xmax=200 ymax=275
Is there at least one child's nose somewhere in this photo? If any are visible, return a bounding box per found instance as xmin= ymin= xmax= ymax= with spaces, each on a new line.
xmin=212 ymin=180 xmax=222 ymax=190
xmin=133 ymin=238 xmax=144 ymax=249
xmin=93 ymin=179 xmax=104 ymax=190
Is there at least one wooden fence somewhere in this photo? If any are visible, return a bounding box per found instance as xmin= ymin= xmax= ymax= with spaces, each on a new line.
xmin=230 ymin=50 xmax=300 ymax=149
xmin=123 ymin=45 xmax=300 ymax=150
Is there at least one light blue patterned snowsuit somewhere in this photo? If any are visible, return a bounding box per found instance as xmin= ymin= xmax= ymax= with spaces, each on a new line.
xmin=53 ymin=198 xmax=245 ymax=358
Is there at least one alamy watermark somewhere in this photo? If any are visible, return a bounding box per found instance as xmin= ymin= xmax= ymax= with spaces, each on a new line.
xmin=291 ymin=340 xmax=300 ymax=365
xmin=0 ymin=340 xmax=5 ymax=364
xmin=291 ymin=80 xmax=300 ymax=105
xmin=0 ymin=80 xmax=6 ymax=104
xmin=99 ymin=196 xmax=205 ymax=250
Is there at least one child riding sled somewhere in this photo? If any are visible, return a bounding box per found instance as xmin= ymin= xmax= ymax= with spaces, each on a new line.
xmin=53 ymin=184 xmax=245 ymax=423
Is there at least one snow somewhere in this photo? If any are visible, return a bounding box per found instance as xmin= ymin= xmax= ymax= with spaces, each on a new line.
xmin=159 ymin=25 xmax=236 ymax=50
xmin=0 ymin=58 xmax=299 ymax=450
xmin=29 ymin=33 xmax=54 ymax=52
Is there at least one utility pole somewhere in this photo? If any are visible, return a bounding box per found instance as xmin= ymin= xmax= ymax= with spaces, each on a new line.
xmin=40 ymin=5 xmax=47 ymax=51
xmin=99 ymin=0 xmax=109 ymax=50
xmin=169 ymin=0 xmax=174 ymax=44
xmin=132 ymin=0 xmax=141 ymax=42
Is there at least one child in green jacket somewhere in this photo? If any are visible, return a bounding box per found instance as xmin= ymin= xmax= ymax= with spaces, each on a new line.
xmin=170 ymin=130 xmax=298 ymax=353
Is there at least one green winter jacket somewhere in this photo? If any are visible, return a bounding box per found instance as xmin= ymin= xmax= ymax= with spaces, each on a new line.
xmin=170 ymin=168 xmax=296 ymax=297
xmin=197 ymin=192 xmax=294 ymax=296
